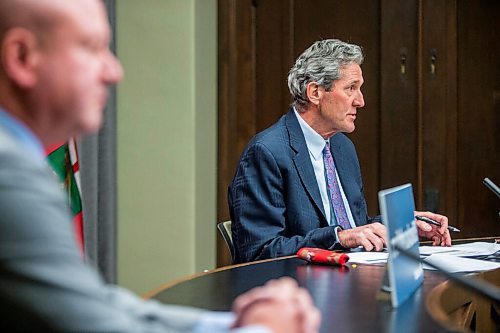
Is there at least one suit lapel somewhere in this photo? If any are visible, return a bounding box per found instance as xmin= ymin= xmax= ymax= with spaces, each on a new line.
xmin=285 ymin=110 xmax=328 ymax=224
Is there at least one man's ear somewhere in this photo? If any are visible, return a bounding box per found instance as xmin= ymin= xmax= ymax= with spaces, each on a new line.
xmin=306 ymin=81 xmax=322 ymax=106
xmin=1 ymin=27 xmax=40 ymax=88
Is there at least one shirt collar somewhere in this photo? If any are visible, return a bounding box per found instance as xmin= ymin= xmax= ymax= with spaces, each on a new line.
xmin=293 ymin=107 xmax=328 ymax=160
xmin=0 ymin=107 xmax=45 ymax=161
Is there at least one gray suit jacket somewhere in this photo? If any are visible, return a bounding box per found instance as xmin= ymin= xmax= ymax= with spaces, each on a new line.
xmin=0 ymin=121 xmax=211 ymax=332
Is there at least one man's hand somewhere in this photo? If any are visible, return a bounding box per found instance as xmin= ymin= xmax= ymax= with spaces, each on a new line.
xmin=415 ymin=211 xmax=451 ymax=246
xmin=232 ymin=277 xmax=321 ymax=333
xmin=337 ymin=222 xmax=387 ymax=251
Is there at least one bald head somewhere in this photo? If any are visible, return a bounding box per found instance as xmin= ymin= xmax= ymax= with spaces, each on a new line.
xmin=0 ymin=0 xmax=101 ymax=45
xmin=0 ymin=0 xmax=60 ymax=41
xmin=0 ymin=0 xmax=122 ymax=146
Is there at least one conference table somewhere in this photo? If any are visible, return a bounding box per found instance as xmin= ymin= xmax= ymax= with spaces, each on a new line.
xmin=147 ymin=255 xmax=464 ymax=332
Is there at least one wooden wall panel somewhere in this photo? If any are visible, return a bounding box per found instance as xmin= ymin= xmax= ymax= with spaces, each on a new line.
xmin=380 ymin=0 xmax=419 ymax=194
xmin=420 ymin=0 xmax=458 ymax=221
xmin=456 ymin=0 xmax=500 ymax=237
xmin=255 ymin=0 xmax=293 ymax=131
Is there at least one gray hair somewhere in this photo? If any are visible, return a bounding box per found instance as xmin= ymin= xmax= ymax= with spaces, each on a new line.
xmin=287 ymin=39 xmax=364 ymax=109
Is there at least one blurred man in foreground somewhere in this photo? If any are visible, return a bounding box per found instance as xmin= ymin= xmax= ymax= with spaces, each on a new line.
xmin=0 ymin=0 xmax=320 ymax=332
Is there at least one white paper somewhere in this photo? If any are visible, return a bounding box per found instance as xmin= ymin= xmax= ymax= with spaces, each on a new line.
xmin=423 ymin=253 xmax=500 ymax=273
xmin=347 ymin=251 xmax=389 ymax=264
xmin=346 ymin=242 xmax=500 ymax=272
xmin=419 ymin=242 xmax=500 ymax=257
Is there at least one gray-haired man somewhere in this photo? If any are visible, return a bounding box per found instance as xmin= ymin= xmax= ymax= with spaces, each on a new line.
xmin=228 ymin=39 xmax=451 ymax=264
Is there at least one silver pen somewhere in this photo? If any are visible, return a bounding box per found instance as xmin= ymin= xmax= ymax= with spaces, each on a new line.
xmin=415 ymin=215 xmax=460 ymax=233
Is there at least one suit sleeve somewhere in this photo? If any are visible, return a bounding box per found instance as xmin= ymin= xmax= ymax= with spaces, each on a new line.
xmin=229 ymin=142 xmax=337 ymax=263
xmin=0 ymin=146 xmax=248 ymax=333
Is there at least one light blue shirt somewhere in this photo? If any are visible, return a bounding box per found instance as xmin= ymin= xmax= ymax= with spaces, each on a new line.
xmin=0 ymin=107 xmax=45 ymax=164
xmin=293 ymin=108 xmax=355 ymax=228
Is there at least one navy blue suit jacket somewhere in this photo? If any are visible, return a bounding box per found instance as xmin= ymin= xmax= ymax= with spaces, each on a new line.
xmin=228 ymin=109 xmax=371 ymax=263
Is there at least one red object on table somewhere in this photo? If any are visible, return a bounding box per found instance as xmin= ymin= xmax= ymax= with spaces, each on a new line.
xmin=297 ymin=247 xmax=349 ymax=266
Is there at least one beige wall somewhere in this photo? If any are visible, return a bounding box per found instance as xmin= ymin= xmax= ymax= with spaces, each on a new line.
xmin=116 ymin=0 xmax=217 ymax=294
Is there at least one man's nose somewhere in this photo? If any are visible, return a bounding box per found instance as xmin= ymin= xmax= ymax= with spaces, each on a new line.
xmin=104 ymin=51 xmax=124 ymax=85
xmin=354 ymin=90 xmax=365 ymax=108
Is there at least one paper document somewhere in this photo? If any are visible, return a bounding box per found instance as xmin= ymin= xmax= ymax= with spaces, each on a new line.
xmin=419 ymin=242 xmax=500 ymax=257
xmin=346 ymin=242 xmax=500 ymax=272
xmin=423 ymin=253 xmax=500 ymax=273
xmin=347 ymin=251 xmax=389 ymax=264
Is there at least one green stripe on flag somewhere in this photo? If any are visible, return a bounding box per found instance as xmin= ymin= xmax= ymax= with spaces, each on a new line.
xmin=47 ymin=144 xmax=82 ymax=215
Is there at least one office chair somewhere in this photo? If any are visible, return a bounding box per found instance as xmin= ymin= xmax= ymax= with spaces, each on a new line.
xmin=217 ymin=220 xmax=234 ymax=262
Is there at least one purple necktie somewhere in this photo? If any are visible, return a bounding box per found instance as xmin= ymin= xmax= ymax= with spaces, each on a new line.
xmin=323 ymin=143 xmax=351 ymax=229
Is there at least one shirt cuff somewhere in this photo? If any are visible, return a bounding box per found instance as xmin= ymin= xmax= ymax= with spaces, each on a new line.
xmin=194 ymin=311 xmax=273 ymax=333
xmin=328 ymin=226 xmax=345 ymax=250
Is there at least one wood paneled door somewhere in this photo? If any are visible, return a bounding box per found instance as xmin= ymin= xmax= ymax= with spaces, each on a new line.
xmin=217 ymin=0 xmax=500 ymax=267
